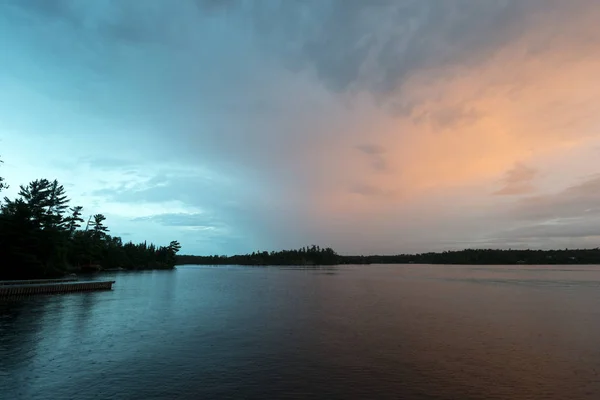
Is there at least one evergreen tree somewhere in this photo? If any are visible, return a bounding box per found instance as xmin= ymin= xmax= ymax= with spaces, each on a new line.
xmin=66 ymin=206 xmax=84 ymax=237
xmin=0 ymin=156 xmax=7 ymax=193
xmin=46 ymin=180 xmax=70 ymax=230
xmin=90 ymin=214 xmax=109 ymax=239
xmin=0 ymin=171 xmax=181 ymax=279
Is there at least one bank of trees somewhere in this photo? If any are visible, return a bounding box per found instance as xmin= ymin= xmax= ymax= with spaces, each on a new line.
xmin=0 ymin=159 xmax=180 ymax=280
xmin=177 ymin=245 xmax=339 ymax=266
xmin=340 ymin=248 xmax=600 ymax=265
xmin=178 ymin=247 xmax=600 ymax=266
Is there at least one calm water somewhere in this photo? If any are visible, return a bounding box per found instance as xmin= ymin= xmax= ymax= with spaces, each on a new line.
xmin=2 ymin=265 xmax=600 ymax=399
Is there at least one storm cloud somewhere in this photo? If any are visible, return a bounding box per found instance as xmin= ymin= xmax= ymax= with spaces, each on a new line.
xmin=2 ymin=0 xmax=600 ymax=254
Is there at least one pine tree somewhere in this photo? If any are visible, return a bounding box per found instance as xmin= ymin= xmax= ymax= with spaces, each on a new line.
xmin=1 ymin=172 xmax=181 ymax=278
xmin=66 ymin=206 xmax=84 ymax=237
xmin=90 ymin=214 xmax=109 ymax=239
xmin=0 ymin=156 xmax=7 ymax=193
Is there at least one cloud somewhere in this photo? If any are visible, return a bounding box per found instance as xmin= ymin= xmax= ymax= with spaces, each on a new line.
xmin=494 ymin=163 xmax=537 ymax=196
xmin=132 ymin=213 xmax=220 ymax=228
xmin=417 ymin=104 xmax=482 ymax=130
xmin=349 ymin=183 xmax=396 ymax=198
xmin=241 ymin=0 xmax=541 ymax=94
xmin=355 ymin=144 xmax=384 ymax=155
xmin=501 ymin=219 xmax=600 ymax=240
xmin=2 ymin=1 xmax=600 ymax=254
xmin=355 ymin=143 xmax=388 ymax=172
xmin=512 ymin=175 xmax=600 ymax=221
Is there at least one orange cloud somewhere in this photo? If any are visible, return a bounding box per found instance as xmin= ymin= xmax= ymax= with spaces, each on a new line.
xmin=305 ymin=4 xmax=600 ymax=250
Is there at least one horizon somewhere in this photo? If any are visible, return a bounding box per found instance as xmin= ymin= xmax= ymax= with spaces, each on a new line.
xmin=2 ymin=1 xmax=600 ymax=255
xmin=180 ymin=245 xmax=600 ymax=258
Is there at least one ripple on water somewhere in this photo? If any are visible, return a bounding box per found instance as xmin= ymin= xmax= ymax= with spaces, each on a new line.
xmin=2 ymin=265 xmax=600 ymax=399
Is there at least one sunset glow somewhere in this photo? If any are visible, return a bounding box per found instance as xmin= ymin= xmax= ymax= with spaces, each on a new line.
xmin=2 ymin=1 xmax=600 ymax=254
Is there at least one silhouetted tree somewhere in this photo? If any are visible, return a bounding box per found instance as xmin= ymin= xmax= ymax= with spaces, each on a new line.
xmin=168 ymin=240 xmax=181 ymax=254
xmin=66 ymin=206 xmax=84 ymax=237
xmin=0 ymin=157 xmax=7 ymax=193
xmin=0 ymin=166 xmax=181 ymax=279
xmin=1 ymin=179 xmax=72 ymax=277
xmin=176 ymin=245 xmax=340 ymax=266
xmin=90 ymin=213 xmax=109 ymax=239
xmin=177 ymin=246 xmax=600 ymax=267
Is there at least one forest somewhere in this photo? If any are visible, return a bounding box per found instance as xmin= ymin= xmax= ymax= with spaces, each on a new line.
xmin=176 ymin=245 xmax=339 ymax=266
xmin=338 ymin=248 xmax=600 ymax=265
xmin=177 ymin=247 xmax=600 ymax=266
xmin=0 ymin=158 xmax=181 ymax=280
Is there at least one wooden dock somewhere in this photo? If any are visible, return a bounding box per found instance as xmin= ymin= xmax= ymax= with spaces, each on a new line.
xmin=0 ymin=277 xmax=79 ymax=286
xmin=0 ymin=279 xmax=115 ymax=297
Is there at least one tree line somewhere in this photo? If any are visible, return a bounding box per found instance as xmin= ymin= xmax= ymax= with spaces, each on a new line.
xmin=0 ymin=158 xmax=181 ymax=280
xmin=177 ymin=245 xmax=339 ymax=266
xmin=178 ymin=247 xmax=600 ymax=266
xmin=339 ymin=248 xmax=600 ymax=265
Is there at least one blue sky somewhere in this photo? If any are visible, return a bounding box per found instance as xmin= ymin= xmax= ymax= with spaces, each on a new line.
xmin=2 ymin=1 xmax=600 ymax=255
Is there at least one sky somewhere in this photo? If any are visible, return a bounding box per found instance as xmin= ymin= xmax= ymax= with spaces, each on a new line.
xmin=1 ymin=0 xmax=600 ymax=256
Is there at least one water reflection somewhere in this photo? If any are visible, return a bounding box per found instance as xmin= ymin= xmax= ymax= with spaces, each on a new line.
xmin=2 ymin=265 xmax=600 ymax=399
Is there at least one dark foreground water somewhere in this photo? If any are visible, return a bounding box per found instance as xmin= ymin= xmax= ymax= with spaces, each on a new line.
xmin=2 ymin=265 xmax=600 ymax=399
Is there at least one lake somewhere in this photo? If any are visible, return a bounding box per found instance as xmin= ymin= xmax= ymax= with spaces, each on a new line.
xmin=2 ymin=264 xmax=600 ymax=399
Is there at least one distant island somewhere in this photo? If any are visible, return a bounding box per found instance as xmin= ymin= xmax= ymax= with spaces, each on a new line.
xmin=177 ymin=246 xmax=600 ymax=266
xmin=0 ymin=158 xmax=180 ymax=280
